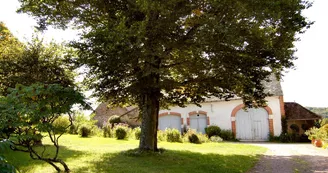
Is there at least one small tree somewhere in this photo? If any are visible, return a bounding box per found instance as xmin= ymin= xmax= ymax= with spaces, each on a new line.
xmin=0 ymin=83 xmax=89 ymax=172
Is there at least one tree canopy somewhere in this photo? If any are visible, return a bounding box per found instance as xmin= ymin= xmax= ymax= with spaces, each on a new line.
xmin=17 ymin=0 xmax=312 ymax=150
xmin=0 ymin=23 xmax=75 ymax=96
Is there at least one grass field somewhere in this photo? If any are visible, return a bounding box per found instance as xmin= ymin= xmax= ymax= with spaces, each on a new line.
xmin=3 ymin=135 xmax=266 ymax=173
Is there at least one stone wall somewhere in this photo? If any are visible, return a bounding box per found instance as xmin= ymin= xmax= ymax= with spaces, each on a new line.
xmin=93 ymin=102 xmax=141 ymax=127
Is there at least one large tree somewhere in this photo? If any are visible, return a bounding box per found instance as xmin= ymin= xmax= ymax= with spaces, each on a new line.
xmin=18 ymin=0 xmax=312 ymax=151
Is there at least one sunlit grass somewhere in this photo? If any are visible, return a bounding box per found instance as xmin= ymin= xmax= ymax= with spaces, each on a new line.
xmin=3 ymin=134 xmax=266 ymax=173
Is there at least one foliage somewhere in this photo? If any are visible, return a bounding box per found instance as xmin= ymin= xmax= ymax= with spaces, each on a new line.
xmin=219 ymin=130 xmax=235 ymax=141
xmin=317 ymin=124 xmax=328 ymax=140
xmin=320 ymin=118 xmax=328 ymax=127
xmin=69 ymin=112 xmax=98 ymax=135
xmin=78 ymin=125 xmax=92 ymax=138
xmin=281 ymin=116 xmax=288 ymax=133
xmin=133 ymin=127 xmax=141 ymax=140
xmin=205 ymin=125 xmax=221 ymax=138
xmin=157 ymin=130 xmax=166 ymax=142
xmin=0 ymin=139 xmax=16 ymax=173
xmin=268 ymin=134 xmax=280 ymax=142
xmin=197 ymin=133 xmax=209 ymax=143
xmin=306 ymin=107 xmax=328 ymax=118
xmin=323 ymin=143 xmax=328 ymax=149
xmin=0 ymin=22 xmax=23 ymax=62
xmin=108 ymin=115 xmax=121 ymax=126
xmin=53 ymin=116 xmax=71 ymax=134
xmin=289 ymin=124 xmax=300 ymax=133
xmin=165 ymin=128 xmax=181 ymax=143
xmin=115 ymin=127 xmax=128 ymax=140
xmin=210 ymin=136 xmax=223 ymax=143
xmin=0 ymin=83 xmax=88 ymax=172
xmin=184 ymin=129 xmax=201 ymax=144
xmin=103 ymin=125 xmax=112 ymax=138
xmin=279 ymin=133 xmax=296 ymax=143
xmin=188 ymin=134 xmax=200 ymax=144
xmin=305 ymin=127 xmax=320 ymax=140
xmin=0 ymin=34 xmax=75 ymax=96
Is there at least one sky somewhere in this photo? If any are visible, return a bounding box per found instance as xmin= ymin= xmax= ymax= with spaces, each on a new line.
xmin=0 ymin=0 xmax=327 ymax=108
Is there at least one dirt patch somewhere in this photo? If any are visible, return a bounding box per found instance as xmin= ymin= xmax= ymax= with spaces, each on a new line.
xmin=248 ymin=143 xmax=328 ymax=173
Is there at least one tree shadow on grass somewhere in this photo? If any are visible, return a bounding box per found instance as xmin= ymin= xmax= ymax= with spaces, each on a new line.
xmin=3 ymin=144 xmax=85 ymax=172
xmin=72 ymin=148 xmax=262 ymax=173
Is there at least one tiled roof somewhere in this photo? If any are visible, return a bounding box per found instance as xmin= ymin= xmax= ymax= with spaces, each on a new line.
xmin=285 ymin=102 xmax=322 ymax=120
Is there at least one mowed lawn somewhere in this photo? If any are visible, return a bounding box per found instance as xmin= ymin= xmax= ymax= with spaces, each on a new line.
xmin=3 ymin=135 xmax=266 ymax=173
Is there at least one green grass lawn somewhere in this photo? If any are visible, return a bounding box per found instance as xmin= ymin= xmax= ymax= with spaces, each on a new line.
xmin=3 ymin=135 xmax=266 ymax=173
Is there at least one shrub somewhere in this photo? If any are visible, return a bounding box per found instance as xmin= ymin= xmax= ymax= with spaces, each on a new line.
xmin=188 ymin=134 xmax=200 ymax=144
xmin=157 ymin=130 xmax=166 ymax=141
xmin=133 ymin=127 xmax=141 ymax=140
xmin=165 ymin=128 xmax=181 ymax=142
xmin=320 ymin=118 xmax=328 ymax=127
xmin=268 ymin=134 xmax=280 ymax=142
xmin=108 ymin=115 xmax=121 ymax=126
xmin=210 ymin=136 xmax=223 ymax=142
xmin=290 ymin=124 xmax=300 ymax=133
xmin=205 ymin=125 xmax=221 ymax=138
xmin=115 ymin=126 xmax=128 ymax=140
xmin=305 ymin=127 xmax=320 ymax=140
xmin=53 ymin=116 xmax=71 ymax=134
xmin=197 ymin=133 xmax=209 ymax=143
xmin=184 ymin=129 xmax=200 ymax=144
xmin=103 ymin=125 xmax=112 ymax=138
xmin=219 ymin=130 xmax=234 ymax=141
xmin=70 ymin=112 xmax=98 ymax=135
xmin=78 ymin=125 xmax=91 ymax=137
xmin=68 ymin=124 xmax=77 ymax=134
xmin=279 ymin=133 xmax=296 ymax=143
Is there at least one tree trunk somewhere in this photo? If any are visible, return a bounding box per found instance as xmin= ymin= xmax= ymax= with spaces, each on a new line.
xmin=139 ymin=92 xmax=159 ymax=151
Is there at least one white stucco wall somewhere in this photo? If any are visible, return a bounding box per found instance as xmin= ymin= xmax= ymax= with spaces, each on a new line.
xmin=159 ymin=96 xmax=282 ymax=136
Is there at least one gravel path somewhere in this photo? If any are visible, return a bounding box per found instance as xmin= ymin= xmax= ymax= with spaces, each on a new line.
xmin=248 ymin=143 xmax=328 ymax=173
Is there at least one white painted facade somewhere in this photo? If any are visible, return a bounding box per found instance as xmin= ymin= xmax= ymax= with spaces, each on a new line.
xmin=159 ymin=96 xmax=282 ymax=138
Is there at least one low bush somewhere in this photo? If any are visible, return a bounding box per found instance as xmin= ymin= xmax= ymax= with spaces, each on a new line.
xmin=197 ymin=133 xmax=209 ymax=143
xmin=165 ymin=128 xmax=181 ymax=142
xmin=115 ymin=125 xmax=128 ymax=140
xmin=210 ymin=136 xmax=223 ymax=142
xmin=157 ymin=130 xmax=166 ymax=141
xmin=53 ymin=116 xmax=71 ymax=134
xmin=184 ymin=129 xmax=200 ymax=144
xmin=188 ymin=134 xmax=200 ymax=144
xmin=269 ymin=134 xmax=280 ymax=142
xmin=103 ymin=125 xmax=112 ymax=138
xmin=279 ymin=133 xmax=296 ymax=143
xmin=78 ymin=125 xmax=91 ymax=137
xmin=133 ymin=127 xmax=141 ymax=140
xmin=205 ymin=125 xmax=221 ymax=138
xmin=219 ymin=130 xmax=234 ymax=141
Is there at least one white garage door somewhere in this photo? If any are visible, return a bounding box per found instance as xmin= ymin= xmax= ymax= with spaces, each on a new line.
xmin=159 ymin=115 xmax=181 ymax=132
xmin=236 ymin=108 xmax=269 ymax=141
xmin=190 ymin=114 xmax=207 ymax=134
